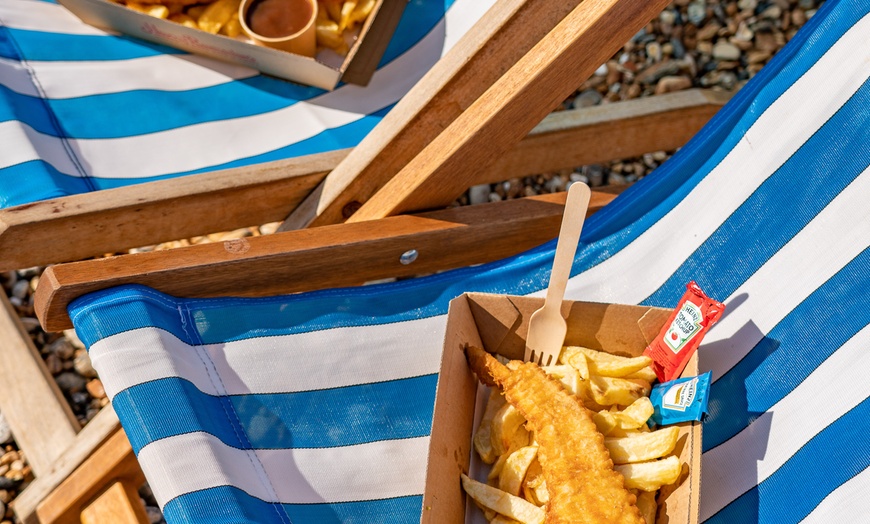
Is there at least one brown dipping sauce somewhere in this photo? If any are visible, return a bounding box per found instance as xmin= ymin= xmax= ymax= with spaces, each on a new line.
xmin=246 ymin=0 xmax=313 ymax=39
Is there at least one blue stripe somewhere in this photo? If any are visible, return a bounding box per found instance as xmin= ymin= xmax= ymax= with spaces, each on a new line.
xmin=115 ymin=374 xmax=437 ymax=453
xmin=0 ymin=160 xmax=91 ymax=208
xmin=162 ymin=485 xmax=422 ymax=524
xmin=706 ymin=395 xmax=870 ymax=524
xmin=0 ymin=85 xmax=60 ymax=136
xmin=645 ymin=77 xmax=870 ymax=307
xmin=703 ymin=246 xmax=870 ymax=451
xmin=0 ymin=29 xmax=182 ymax=61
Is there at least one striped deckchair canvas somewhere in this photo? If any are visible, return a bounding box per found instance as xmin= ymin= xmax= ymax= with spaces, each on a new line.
xmin=66 ymin=0 xmax=870 ymax=522
xmin=0 ymin=0 xmax=494 ymax=208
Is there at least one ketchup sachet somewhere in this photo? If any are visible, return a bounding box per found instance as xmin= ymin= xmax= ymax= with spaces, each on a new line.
xmin=644 ymin=281 xmax=724 ymax=382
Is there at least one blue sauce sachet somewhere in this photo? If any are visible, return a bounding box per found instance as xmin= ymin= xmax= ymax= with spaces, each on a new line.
xmin=649 ymin=371 xmax=711 ymax=426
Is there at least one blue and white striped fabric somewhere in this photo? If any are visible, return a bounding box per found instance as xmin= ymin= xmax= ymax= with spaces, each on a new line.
xmin=68 ymin=0 xmax=870 ymax=522
xmin=0 ymin=0 xmax=494 ymax=208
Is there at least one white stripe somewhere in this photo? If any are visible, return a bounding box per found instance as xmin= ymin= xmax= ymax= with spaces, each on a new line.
xmin=19 ymin=0 xmax=490 ymax=179
xmin=700 ymin=166 xmax=870 ymax=379
xmin=90 ymin=315 xmax=446 ymax=398
xmin=20 ymin=55 xmax=258 ymax=99
xmin=0 ymin=57 xmax=40 ymax=97
xmin=800 ymin=466 xmax=870 ymax=523
xmin=138 ymin=431 xmax=429 ymax=507
xmin=699 ymin=323 xmax=870 ymax=520
xmin=0 ymin=121 xmax=80 ymax=174
xmin=0 ymin=0 xmax=108 ymax=35
xmin=556 ymin=12 xmax=870 ymax=306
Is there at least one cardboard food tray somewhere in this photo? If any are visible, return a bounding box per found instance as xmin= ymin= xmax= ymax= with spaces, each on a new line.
xmin=57 ymin=0 xmax=406 ymax=89
xmin=423 ymin=292 xmax=702 ymax=524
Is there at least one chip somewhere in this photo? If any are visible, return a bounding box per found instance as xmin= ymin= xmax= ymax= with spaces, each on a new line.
xmin=615 ymin=455 xmax=682 ymax=492
xmin=461 ymin=474 xmax=546 ymax=524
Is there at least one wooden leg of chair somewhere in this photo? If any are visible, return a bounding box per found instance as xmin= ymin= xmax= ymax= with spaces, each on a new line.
xmin=80 ymin=481 xmax=149 ymax=524
xmin=35 ymin=429 xmax=144 ymax=524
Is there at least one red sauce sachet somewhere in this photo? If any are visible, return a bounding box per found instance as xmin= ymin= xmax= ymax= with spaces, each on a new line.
xmin=644 ymin=281 xmax=724 ymax=382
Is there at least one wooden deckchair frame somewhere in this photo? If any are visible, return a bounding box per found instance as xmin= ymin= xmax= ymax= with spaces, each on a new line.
xmin=6 ymin=0 xmax=742 ymax=521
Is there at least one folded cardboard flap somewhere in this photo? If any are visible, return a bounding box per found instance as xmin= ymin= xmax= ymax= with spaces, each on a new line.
xmin=426 ymin=292 xmax=701 ymax=524
xmin=465 ymin=291 xmax=672 ymax=358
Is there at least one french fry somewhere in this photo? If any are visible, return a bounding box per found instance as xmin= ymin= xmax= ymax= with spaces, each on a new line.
xmin=487 ymin=452 xmax=508 ymax=482
xmin=604 ymin=427 xmax=679 ymax=464
xmin=220 ymin=12 xmax=242 ymax=37
xmin=461 ymin=474 xmax=546 ymax=524
xmin=589 ymin=375 xmax=651 ymax=407
xmin=615 ymin=455 xmax=682 ymax=492
xmin=126 ymin=2 xmax=169 ymax=19
xmin=169 ymin=13 xmax=199 ymax=29
xmin=563 ymin=346 xmax=653 ymax=378
xmin=198 ymin=0 xmax=240 ymax=34
xmin=474 ymin=389 xmax=507 ymax=464
xmin=491 ymin=404 xmax=529 ymax=457
xmin=320 ymin=0 xmax=342 ymax=22
xmin=542 ymin=365 xmax=581 ymax=395
xmin=498 ymin=446 xmax=538 ymax=496
xmin=636 ymin=490 xmax=658 ymax=524
xmin=338 ymin=0 xmax=357 ymax=31
xmin=349 ymin=0 xmax=375 ymax=26
xmin=625 ymin=365 xmax=658 ymax=383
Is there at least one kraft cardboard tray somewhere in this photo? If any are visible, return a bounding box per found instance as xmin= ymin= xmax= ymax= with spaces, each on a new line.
xmin=423 ymin=292 xmax=702 ymax=524
xmin=58 ymin=0 xmax=406 ymax=89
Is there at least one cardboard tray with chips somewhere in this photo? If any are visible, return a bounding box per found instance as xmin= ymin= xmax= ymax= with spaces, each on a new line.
xmin=422 ymin=292 xmax=702 ymax=524
xmin=57 ymin=0 xmax=406 ymax=89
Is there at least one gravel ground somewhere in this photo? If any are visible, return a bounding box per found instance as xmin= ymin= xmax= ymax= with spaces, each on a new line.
xmin=0 ymin=0 xmax=821 ymax=521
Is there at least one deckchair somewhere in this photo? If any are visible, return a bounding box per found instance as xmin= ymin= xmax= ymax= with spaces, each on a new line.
xmin=31 ymin=0 xmax=870 ymax=522
xmin=2 ymin=0 xmax=738 ymax=520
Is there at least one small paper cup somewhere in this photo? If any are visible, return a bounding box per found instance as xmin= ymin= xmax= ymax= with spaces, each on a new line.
xmin=239 ymin=0 xmax=318 ymax=57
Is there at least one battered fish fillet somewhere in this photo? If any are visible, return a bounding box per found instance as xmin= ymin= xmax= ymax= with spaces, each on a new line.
xmin=466 ymin=346 xmax=645 ymax=524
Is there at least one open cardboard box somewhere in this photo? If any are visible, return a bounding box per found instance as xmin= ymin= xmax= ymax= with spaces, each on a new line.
xmin=57 ymin=0 xmax=406 ymax=89
xmin=423 ymin=292 xmax=702 ymax=524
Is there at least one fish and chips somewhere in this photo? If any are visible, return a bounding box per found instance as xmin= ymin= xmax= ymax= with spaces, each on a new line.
xmin=463 ymin=344 xmax=690 ymax=524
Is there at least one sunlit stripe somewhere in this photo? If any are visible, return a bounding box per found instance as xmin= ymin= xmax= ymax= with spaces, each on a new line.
xmin=137 ymin=432 xmax=429 ymax=508
xmin=90 ymin=315 xmax=446 ymax=398
xmin=800 ymin=466 xmax=870 ymax=523
xmin=0 ymin=120 xmax=78 ymax=173
xmin=0 ymin=0 xmax=109 ymax=35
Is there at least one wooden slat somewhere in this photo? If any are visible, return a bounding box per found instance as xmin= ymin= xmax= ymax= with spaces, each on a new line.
xmin=13 ymin=406 xmax=120 ymax=524
xmin=279 ymin=0 xmax=586 ymax=231
xmin=0 ymin=150 xmax=341 ymax=272
xmin=0 ymin=293 xmax=79 ymax=477
xmin=481 ymin=89 xmax=731 ymax=181
xmin=35 ymin=428 xmax=144 ymax=524
xmin=339 ymin=0 xmax=407 ymax=86
xmin=80 ymin=481 xmax=148 ymax=524
xmin=35 ymin=191 xmax=627 ymax=332
xmin=346 ymin=0 xmax=671 ymax=222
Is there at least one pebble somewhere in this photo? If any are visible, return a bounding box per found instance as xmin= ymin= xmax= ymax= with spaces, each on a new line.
xmin=687 ymin=1 xmax=707 ymax=25
xmin=49 ymin=338 xmax=75 ymax=360
xmin=655 ymin=75 xmax=693 ymax=94
xmin=10 ymin=281 xmax=28 ymax=300
xmin=0 ymin=477 xmax=18 ymax=491
xmin=86 ymin=379 xmax=107 ymax=400
xmin=738 ymin=0 xmax=757 ymax=11
xmin=594 ymin=63 xmax=608 ymax=77
xmin=636 ymin=60 xmax=682 ymax=84
xmin=646 ymin=41 xmax=663 ymax=62
xmin=0 ymin=416 xmax=10 ymax=447
xmin=55 ymin=372 xmax=87 ymax=393
xmin=146 ymin=506 xmax=165 ymax=524
xmin=712 ymin=41 xmax=741 ymax=61
xmin=571 ymin=89 xmax=603 ymax=108
xmin=467 ymin=184 xmax=490 ymax=206
xmin=73 ymin=349 xmax=98 ymax=378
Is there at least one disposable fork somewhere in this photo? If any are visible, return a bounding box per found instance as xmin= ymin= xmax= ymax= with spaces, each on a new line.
xmin=524 ymin=182 xmax=591 ymax=366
